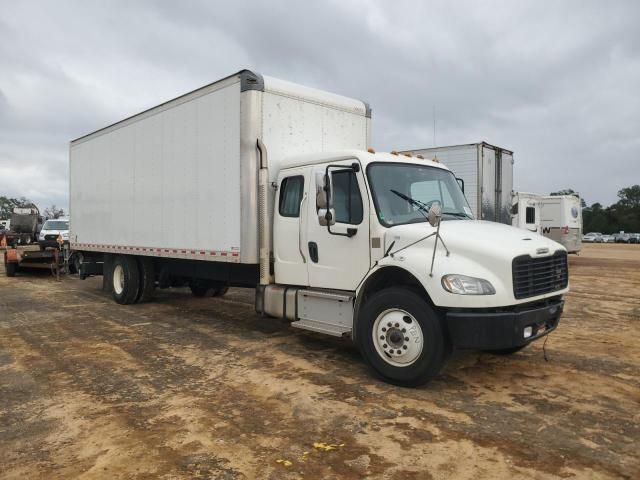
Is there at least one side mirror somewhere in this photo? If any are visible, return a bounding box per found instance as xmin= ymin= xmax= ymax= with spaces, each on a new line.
xmin=318 ymin=208 xmax=336 ymax=226
xmin=315 ymin=172 xmax=333 ymax=210
xmin=428 ymin=203 xmax=442 ymax=227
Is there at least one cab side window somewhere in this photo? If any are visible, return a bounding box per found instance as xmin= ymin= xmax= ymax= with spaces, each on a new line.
xmin=331 ymin=170 xmax=363 ymax=224
xmin=279 ymin=176 xmax=304 ymax=217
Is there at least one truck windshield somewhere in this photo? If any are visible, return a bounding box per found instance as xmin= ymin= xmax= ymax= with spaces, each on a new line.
xmin=43 ymin=220 xmax=69 ymax=230
xmin=367 ymin=162 xmax=473 ymax=226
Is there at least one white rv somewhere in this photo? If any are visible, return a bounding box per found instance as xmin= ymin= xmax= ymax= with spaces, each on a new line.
xmin=66 ymin=70 xmax=568 ymax=386
xmin=539 ymin=195 xmax=582 ymax=253
xmin=511 ymin=192 xmax=541 ymax=234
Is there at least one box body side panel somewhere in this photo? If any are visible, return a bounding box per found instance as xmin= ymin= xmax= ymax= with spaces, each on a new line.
xmin=70 ymin=82 xmax=242 ymax=261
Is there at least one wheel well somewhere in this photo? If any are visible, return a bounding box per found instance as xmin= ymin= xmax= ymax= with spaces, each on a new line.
xmin=353 ymin=266 xmax=432 ymax=341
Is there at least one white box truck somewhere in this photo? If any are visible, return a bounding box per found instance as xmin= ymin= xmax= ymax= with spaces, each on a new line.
xmin=401 ymin=143 xmax=514 ymax=224
xmin=69 ymin=70 xmax=568 ymax=386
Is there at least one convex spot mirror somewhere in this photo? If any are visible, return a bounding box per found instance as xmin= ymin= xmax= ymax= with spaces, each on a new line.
xmin=428 ymin=202 xmax=442 ymax=227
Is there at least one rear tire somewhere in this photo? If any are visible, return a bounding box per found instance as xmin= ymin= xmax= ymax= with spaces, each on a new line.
xmin=136 ymin=257 xmax=155 ymax=303
xmin=356 ymin=287 xmax=447 ymax=387
xmin=189 ymin=282 xmax=210 ymax=297
xmin=211 ymin=286 xmax=229 ymax=297
xmin=112 ymin=255 xmax=140 ymax=305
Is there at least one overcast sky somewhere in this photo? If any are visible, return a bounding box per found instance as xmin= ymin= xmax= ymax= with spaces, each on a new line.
xmin=1 ymin=0 xmax=638 ymax=211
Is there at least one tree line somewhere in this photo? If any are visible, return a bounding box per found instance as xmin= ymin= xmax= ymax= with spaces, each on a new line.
xmin=551 ymin=185 xmax=640 ymax=234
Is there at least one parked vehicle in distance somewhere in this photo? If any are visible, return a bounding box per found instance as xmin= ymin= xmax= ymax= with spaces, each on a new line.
xmin=5 ymin=207 xmax=43 ymax=246
xmin=615 ymin=233 xmax=631 ymax=243
xmin=605 ymin=234 xmax=616 ymax=243
xmin=38 ymin=218 xmax=70 ymax=248
xmin=582 ymin=232 xmax=602 ymax=243
xmin=629 ymin=234 xmax=639 ymax=244
xmin=510 ymin=192 xmax=541 ymax=234
xmin=68 ymin=70 xmax=569 ymax=387
xmin=600 ymin=234 xmax=611 ymax=243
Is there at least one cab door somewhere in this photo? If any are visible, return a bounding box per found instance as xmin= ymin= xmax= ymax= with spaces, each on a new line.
xmin=273 ymin=168 xmax=310 ymax=286
xmin=306 ymin=160 xmax=371 ymax=290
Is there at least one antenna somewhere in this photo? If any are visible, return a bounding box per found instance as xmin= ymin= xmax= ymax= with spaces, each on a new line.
xmin=432 ymin=105 xmax=436 ymax=147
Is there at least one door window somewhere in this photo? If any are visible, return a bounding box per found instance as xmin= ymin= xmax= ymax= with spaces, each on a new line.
xmin=331 ymin=170 xmax=363 ymax=225
xmin=279 ymin=176 xmax=304 ymax=217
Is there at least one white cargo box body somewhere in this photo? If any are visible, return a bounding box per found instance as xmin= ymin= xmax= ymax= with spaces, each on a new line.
xmin=402 ymin=143 xmax=514 ymax=224
xmin=70 ymin=70 xmax=371 ymax=264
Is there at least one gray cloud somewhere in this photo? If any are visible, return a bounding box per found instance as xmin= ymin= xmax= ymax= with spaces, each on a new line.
xmin=1 ymin=0 xmax=638 ymax=210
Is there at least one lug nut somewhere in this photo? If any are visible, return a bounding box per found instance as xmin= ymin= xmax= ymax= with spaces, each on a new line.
xmin=387 ymin=322 xmax=392 ymax=327
xmin=383 ymin=344 xmax=387 ymax=348
xmin=405 ymin=337 xmax=409 ymax=341
xmin=380 ymin=335 xmax=384 ymax=340
xmin=403 ymin=345 xmax=408 ymax=350
xmin=402 ymin=328 xmax=406 ymax=333
xmin=395 ymin=323 xmax=399 ymax=328
xmin=382 ymin=327 xmax=386 ymax=332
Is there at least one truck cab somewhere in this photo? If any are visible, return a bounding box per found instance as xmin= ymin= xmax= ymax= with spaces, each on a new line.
xmin=263 ymin=150 xmax=568 ymax=385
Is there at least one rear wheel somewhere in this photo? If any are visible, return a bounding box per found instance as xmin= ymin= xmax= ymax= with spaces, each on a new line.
xmin=136 ymin=257 xmax=155 ymax=303
xmin=112 ymin=255 xmax=140 ymax=305
xmin=189 ymin=282 xmax=210 ymax=297
xmin=356 ymin=287 xmax=447 ymax=387
xmin=211 ymin=285 xmax=229 ymax=297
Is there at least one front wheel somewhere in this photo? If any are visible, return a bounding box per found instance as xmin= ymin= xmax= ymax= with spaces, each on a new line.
xmin=356 ymin=287 xmax=448 ymax=387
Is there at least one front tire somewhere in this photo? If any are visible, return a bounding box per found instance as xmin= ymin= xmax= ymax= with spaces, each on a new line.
xmin=112 ymin=255 xmax=140 ymax=305
xmin=356 ymin=287 xmax=447 ymax=387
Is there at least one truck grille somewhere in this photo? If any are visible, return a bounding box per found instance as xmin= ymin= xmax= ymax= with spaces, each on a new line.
xmin=512 ymin=251 xmax=568 ymax=299
xmin=44 ymin=234 xmax=58 ymax=241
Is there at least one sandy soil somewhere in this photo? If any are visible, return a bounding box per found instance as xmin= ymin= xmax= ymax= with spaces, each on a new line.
xmin=0 ymin=243 xmax=638 ymax=479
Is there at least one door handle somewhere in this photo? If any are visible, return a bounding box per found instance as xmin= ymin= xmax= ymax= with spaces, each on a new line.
xmin=299 ymin=192 xmax=307 ymax=263
xmin=308 ymin=241 xmax=319 ymax=263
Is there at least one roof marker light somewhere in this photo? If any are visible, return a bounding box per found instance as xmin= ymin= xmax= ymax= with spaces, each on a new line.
xmin=367 ymin=147 xmax=376 ymax=154
xmin=416 ymin=154 xmax=424 ymax=159
xmin=391 ymin=151 xmax=399 ymax=156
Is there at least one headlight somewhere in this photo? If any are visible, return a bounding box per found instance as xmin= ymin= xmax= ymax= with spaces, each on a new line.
xmin=39 ymin=232 xmax=45 ymax=240
xmin=441 ymin=274 xmax=496 ymax=295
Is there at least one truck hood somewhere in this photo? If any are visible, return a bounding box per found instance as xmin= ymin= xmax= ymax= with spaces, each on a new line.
xmin=385 ymin=220 xmax=565 ymax=259
xmin=380 ymin=219 xmax=568 ymax=308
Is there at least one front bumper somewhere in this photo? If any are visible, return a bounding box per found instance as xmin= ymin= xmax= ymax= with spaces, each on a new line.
xmin=445 ymin=298 xmax=564 ymax=350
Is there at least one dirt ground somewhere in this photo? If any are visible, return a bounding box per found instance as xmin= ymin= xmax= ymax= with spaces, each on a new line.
xmin=0 ymin=244 xmax=638 ymax=479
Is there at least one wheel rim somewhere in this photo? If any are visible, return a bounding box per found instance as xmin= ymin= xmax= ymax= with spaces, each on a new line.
xmin=113 ymin=264 xmax=125 ymax=295
xmin=372 ymin=309 xmax=423 ymax=367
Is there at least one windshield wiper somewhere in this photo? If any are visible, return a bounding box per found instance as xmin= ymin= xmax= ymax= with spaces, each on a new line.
xmin=442 ymin=211 xmax=472 ymax=219
xmin=390 ymin=190 xmax=428 ymax=218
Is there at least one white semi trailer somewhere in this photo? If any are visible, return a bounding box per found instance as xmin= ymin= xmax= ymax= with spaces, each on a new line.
xmin=401 ymin=143 xmax=514 ymax=224
xmin=70 ymin=70 xmax=568 ymax=386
